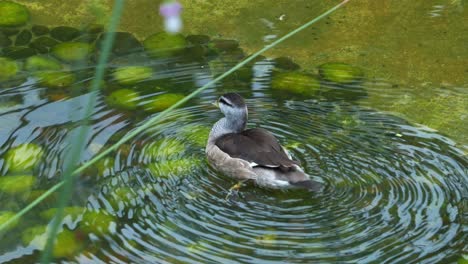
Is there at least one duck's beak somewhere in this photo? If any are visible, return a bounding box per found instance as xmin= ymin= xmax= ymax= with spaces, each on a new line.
xmin=211 ymin=100 xmax=219 ymax=108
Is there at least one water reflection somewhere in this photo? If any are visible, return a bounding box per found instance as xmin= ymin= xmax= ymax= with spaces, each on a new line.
xmin=0 ymin=54 xmax=466 ymax=263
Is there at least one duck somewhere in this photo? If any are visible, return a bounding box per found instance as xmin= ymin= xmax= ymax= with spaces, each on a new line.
xmin=205 ymin=92 xmax=323 ymax=192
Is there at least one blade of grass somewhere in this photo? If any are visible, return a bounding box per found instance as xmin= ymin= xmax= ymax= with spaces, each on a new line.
xmin=0 ymin=0 xmax=350 ymax=233
xmin=39 ymin=0 xmax=126 ymax=263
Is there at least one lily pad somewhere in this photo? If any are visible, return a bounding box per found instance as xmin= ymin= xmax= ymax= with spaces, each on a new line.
xmin=21 ymin=226 xmax=84 ymax=259
xmin=29 ymin=36 xmax=59 ymax=54
xmin=105 ymin=89 xmax=140 ymax=110
xmin=52 ymin=42 xmax=93 ymax=62
xmin=50 ymin=26 xmax=80 ymax=42
xmin=0 ymin=32 xmax=12 ymax=47
xmin=4 ymin=143 xmax=43 ymax=172
xmin=81 ymin=210 xmax=116 ymax=235
xmin=318 ymin=62 xmax=364 ymax=84
xmin=14 ymin=29 xmax=32 ymax=46
xmin=0 ymin=175 xmax=36 ymax=194
xmin=113 ymin=66 xmax=152 ymax=85
xmin=99 ymin=32 xmax=142 ymax=55
xmin=2 ymin=46 xmax=36 ymax=59
xmin=0 ymin=211 xmax=19 ymax=232
xmin=271 ymin=72 xmax=321 ymax=96
xmin=0 ymin=57 xmax=18 ymax=81
xmin=31 ymin=25 xmax=49 ymax=36
xmin=143 ymin=32 xmax=187 ymax=58
xmin=35 ymin=71 xmax=75 ymax=88
xmin=21 ymin=225 xmax=47 ymax=248
xmin=53 ymin=229 xmax=83 ymax=258
xmin=0 ymin=1 xmax=29 ymax=27
xmin=40 ymin=207 xmax=85 ymax=221
xmin=143 ymin=93 xmax=184 ymax=112
xmin=25 ymin=55 xmax=62 ymax=71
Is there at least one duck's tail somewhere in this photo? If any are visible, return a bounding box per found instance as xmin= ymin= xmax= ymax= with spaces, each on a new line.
xmin=289 ymin=180 xmax=323 ymax=192
xmin=252 ymin=166 xmax=324 ymax=191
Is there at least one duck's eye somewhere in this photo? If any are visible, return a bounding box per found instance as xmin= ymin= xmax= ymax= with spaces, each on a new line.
xmin=219 ymin=98 xmax=232 ymax=106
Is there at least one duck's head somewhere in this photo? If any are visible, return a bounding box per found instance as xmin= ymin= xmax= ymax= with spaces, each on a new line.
xmin=216 ymin=93 xmax=248 ymax=119
xmin=211 ymin=93 xmax=248 ymax=134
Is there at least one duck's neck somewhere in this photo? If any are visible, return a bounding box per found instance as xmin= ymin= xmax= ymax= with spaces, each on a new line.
xmin=208 ymin=114 xmax=247 ymax=144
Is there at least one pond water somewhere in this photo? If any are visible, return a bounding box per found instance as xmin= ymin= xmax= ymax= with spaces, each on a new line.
xmin=0 ymin=0 xmax=467 ymax=263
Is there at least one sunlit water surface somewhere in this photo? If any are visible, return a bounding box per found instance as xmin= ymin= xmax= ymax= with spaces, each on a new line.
xmin=0 ymin=55 xmax=466 ymax=263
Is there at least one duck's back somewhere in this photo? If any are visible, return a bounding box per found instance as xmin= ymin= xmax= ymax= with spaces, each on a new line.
xmin=215 ymin=128 xmax=298 ymax=169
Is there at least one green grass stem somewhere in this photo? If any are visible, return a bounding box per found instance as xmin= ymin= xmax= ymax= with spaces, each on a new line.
xmin=39 ymin=0 xmax=126 ymax=263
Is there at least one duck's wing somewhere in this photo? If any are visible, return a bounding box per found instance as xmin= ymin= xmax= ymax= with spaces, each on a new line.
xmin=215 ymin=128 xmax=298 ymax=168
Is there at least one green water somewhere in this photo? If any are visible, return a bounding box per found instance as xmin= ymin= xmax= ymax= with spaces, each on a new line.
xmin=0 ymin=1 xmax=467 ymax=263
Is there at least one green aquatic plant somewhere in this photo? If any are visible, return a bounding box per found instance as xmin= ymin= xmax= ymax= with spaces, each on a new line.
xmin=0 ymin=31 xmax=12 ymax=47
xmin=23 ymin=227 xmax=85 ymax=260
xmin=113 ymin=66 xmax=153 ymax=85
xmin=4 ymin=143 xmax=43 ymax=172
xmin=0 ymin=57 xmax=19 ymax=81
xmin=0 ymin=1 xmax=351 ymax=255
xmin=105 ymin=88 xmax=140 ymax=110
xmin=81 ymin=210 xmax=116 ymax=235
xmin=15 ymin=29 xmax=32 ymax=46
xmin=52 ymin=42 xmax=93 ymax=62
xmin=3 ymin=46 xmax=37 ymax=59
xmin=40 ymin=207 xmax=85 ymax=221
xmin=31 ymin=25 xmax=49 ymax=36
xmin=35 ymin=71 xmax=76 ymax=88
xmin=22 ymin=225 xmax=47 ymax=248
xmin=51 ymin=229 xmax=83 ymax=258
xmin=30 ymin=36 xmax=59 ymax=54
xmin=0 ymin=1 xmax=29 ymax=27
xmin=15 ymin=28 xmax=30 ymax=41
xmin=0 ymin=211 xmax=19 ymax=232
xmin=143 ymin=32 xmax=187 ymax=57
xmin=0 ymin=175 xmax=36 ymax=194
xmin=50 ymin=26 xmax=81 ymax=42
xmin=143 ymin=93 xmax=185 ymax=112
xmin=25 ymin=56 xmax=62 ymax=71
